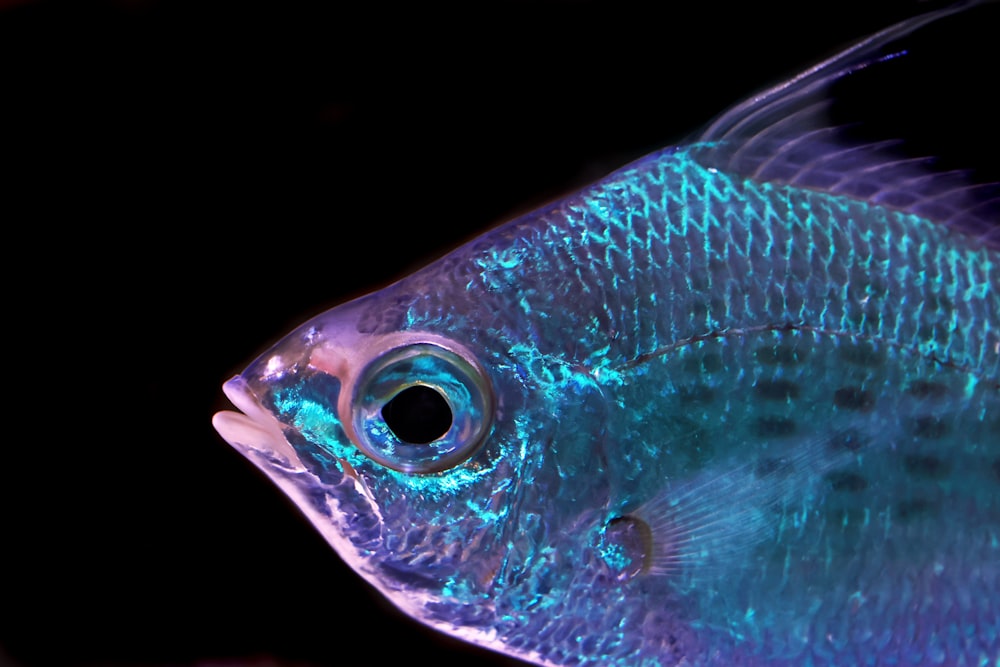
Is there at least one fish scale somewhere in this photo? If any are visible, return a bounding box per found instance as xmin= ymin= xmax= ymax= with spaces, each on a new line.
xmin=214 ymin=5 xmax=999 ymax=665
xmin=389 ymin=151 xmax=995 ymax=384
xmin=475 ymin=147 xmax=992 ymax=658
xmin=480 ymin=323 xmax=997 ymax=663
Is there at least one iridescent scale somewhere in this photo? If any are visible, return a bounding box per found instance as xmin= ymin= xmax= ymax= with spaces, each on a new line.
xmin=215 ymin=5 xmax=1000 ymax=665
xmin=374 ymin=148 xmax=999 ymax=665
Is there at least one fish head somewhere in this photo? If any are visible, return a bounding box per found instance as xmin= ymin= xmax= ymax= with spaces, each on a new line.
xmin=213 ymin=285 xmax=613 ymax=644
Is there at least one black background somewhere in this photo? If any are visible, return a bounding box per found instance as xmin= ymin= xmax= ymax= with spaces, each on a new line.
xmin=2 ymin=1 xmax=996 ymax=666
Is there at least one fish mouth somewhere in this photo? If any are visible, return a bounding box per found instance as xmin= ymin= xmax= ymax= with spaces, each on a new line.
xmin=213 ymin=376 xmax=386 ymax=588
xmin=212 ymin=375 xmax=304 ymax=472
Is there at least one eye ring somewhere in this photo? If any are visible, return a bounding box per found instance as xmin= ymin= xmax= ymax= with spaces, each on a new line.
xmin=349 ymin=341 xmax=495 ymax=473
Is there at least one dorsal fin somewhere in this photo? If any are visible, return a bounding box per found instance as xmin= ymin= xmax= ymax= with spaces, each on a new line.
xmin=691 ymin=1 xmax=999 ymax=249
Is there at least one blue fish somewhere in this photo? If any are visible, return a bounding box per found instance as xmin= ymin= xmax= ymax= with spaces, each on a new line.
xmin=214 ymin=4 xmax=999 ymax=665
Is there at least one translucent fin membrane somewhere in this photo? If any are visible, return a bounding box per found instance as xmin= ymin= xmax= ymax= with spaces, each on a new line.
xmin=691 ymin=1 xmax=999 ymax=249
xmin=628 ymin=431 xmax=852 ymax=579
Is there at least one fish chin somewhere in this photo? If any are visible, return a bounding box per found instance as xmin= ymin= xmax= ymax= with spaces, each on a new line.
xmin=213 ymin=374 xmax=392 ymax=592
xmin=213 ymin=373 xmax=524 ymax=661
xmin=211 ymin=376 xmax=365 ymax=533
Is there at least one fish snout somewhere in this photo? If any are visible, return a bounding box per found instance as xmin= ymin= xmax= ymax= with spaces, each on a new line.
xmin=212 ymin=375 xmax=304 ymax=471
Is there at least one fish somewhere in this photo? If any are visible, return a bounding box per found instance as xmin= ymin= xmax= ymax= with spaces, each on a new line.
xmin=213 ymin=3 xmax=999 ymax=666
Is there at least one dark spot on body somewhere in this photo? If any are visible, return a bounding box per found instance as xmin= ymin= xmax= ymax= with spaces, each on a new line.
xmin=993 ymin=459 xmax=1000 ymax=482
xmin=903 ymin=454 xmax=951 ymax=480
xmin=755 ymin=416 xmax=796 ymax=437
xmin=754 ymin=379 xmax=801 ymax=401
xmin=829 ymin=428 xmax=868 ymax=451
xmin=825 ymin=470 xmax=869 ymax=492
xmin=905 ymin=380 xmax=948 ymax=400
xmin=755 ymin=344 xmax=808 ymax=366
xmin=701 ymin=353 xmax=723 ymax=373
xmin=896 ymin=499 xmax=936 ymax=521
xmin=912 ymin=416 xmax=948 ymax=439
xmin=837 ymin=340 xmax=886 ymax=367
xmin=755 ymin=456 xmax=793 ymax=479
xmin=677 ymin=383 xmax=715 ymax=404
xmin=833 ymin=386 xmax=875 ymax=411
xmin=682 ymin=353 xmax=724 ymax=375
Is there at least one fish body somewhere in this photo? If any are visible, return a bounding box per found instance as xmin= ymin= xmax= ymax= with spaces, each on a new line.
xmin=214 ymin=5 xmax=999 ymax=666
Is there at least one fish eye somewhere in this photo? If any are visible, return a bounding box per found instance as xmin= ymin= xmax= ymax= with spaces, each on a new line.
xmin=349 ymin=342 xmax=495 ymax=473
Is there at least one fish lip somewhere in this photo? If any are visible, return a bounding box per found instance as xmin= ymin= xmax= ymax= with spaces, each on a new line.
xmin=212 ymin=375 xmax=304 ymax=471
xmin=213 ymin=378 xmax=388 ymax=596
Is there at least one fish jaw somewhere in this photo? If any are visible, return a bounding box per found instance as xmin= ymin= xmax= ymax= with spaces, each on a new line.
xmin=212 ymin=372 xmax=382 ymax=567
xmin=210 ymin=302 xmax=402 ymax=606
xmin=214 ymin=375 xmax=305 ymax=473
xmin=214 ymin=374 xmax=380 ymax=510
xmin=212 ymin=360 xmax=464 ymax=636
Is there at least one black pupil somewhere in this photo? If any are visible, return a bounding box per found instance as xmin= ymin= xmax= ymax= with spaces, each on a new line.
xmin=381 ymin=385 xmax=453 ymax=445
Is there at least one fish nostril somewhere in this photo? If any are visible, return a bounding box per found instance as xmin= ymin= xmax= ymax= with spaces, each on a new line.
xmin=833 ymin=386 xmax=875 ymax=412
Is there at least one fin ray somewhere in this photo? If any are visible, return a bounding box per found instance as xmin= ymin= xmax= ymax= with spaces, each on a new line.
xmin=691 ymin=1 xmax=998 ymax=248
xmin=628 ymin=432 xmax=855 ymax=580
